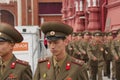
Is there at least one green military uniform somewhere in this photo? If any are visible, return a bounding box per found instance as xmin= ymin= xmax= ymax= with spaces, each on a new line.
xmin=67 ymin=32 xmax=78 ymax=56
xmin=103 ymin=32 xmax=113 ymax=78
xmin=77 ymin=31 xmax=91 ymax=62
xmin=0 ymin=23 xmax=32 ymax=80
xmin=34 ymin=21 xmax=88 ymax=80
xmin=87 ymin=31 xmax=105 ymax=80
xmin=0 ymin=55 xmax=32 ymax=80
xmin=111 ymin=29 xmax=120 ymax=80
xmin=70 ymin=32 xmax=81 ymax=58
xmin=71 ymin=32 xmax=83 ymax=59
xmin=34 ymin=54 xmax=88 ymax=80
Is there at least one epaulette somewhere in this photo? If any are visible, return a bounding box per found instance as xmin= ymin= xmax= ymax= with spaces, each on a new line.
xmin=38 ymin=57 xmax=49 ymax=63
xmin=71 ymin=57 xmax=84 ymax=66
xmin=16 ymin=59 xmax=28 ymax=66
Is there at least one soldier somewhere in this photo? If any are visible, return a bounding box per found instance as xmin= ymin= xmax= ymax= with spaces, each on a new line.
xmin=0 ymin=22 xmax=32 ymax=80
xmin=33 ymin=21 xmax=88 ymax=80
xmin=103 ymin=32 xmax=113 ymax=79
xmin=71 ymin=32 xmax=83 ymax=59
xmin=78 ymin=31 xmax=91 ymax=62
xmin=77 ymin=32 xmax=83 ymax=41
xmin=87 ymin=31 xmax=105 ymax=80
xmin=111 ymin=29 xmax=120 ymax=80
xmin=67 ymin=32 xmax=78 ymax=56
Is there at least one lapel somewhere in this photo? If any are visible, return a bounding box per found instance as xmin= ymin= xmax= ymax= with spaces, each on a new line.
xmin=1 ymin=55 xmax=16 ymax=80
xmin=46 ymin=57 xmax=56 ymax=80
xmin=56 ymin=55 xmax=71 ymax=80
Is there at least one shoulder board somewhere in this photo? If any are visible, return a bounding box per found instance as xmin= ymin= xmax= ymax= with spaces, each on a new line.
xmin=38 ymin=57 xmax=49 ymax=63
xmin=16 ymin=59 xmax=29 ymax=66
xmin=71 ymin=57 xmax=84 ymax=66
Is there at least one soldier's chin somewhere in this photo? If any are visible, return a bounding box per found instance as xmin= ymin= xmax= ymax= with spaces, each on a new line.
xmin=52 ymin=52 xmax=58 ymax=56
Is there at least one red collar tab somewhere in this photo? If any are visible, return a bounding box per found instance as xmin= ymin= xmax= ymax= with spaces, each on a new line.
xmin=47 ymin=61 xmax=50 ymax=69
xmin=66 ymin=62 xmax=71 ymax=70
xmin=10 ymin=62 xmax=16 ymax=69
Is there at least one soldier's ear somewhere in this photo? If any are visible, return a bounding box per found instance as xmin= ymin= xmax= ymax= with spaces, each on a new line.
xmin=64 ymin=38 xmax=69 ymax=46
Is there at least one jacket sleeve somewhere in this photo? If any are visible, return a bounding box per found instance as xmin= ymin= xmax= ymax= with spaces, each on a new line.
xmin=21 ymin=65 xmax=32 ymax=80
xmin=78 ymin=64 xmax=89 ymax=80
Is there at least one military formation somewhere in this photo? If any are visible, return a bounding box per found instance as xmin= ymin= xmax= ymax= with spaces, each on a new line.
xmin=0 ymin=21 xmax=120 ymax=80
xmin=66 ymin=29 xmax=120 ymax=80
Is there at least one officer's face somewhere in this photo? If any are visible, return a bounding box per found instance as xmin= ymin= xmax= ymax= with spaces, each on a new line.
xmin=94 ymin=36 xmax=102 ymax=41
xmin=72 ymin=36 xmax=77 ymax=41
xmin=0 ymin=41 xmax=14 ymax=58
xmin=77 ymin=36 xmax=82 ymax=40
xmin=107 ymin=36 xmax=113 ymax=40
xmin=84 ymin=35 xmax=91 ymax=40
xmin=47 ymin=39 xmax=67 ymax=57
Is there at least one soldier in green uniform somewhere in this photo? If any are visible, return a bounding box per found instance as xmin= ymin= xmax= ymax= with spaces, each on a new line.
xmin=72 ymin=32 xmax=83 ymax=59
xmin=77 ymin=32 xmax=83 ymax=41
xmin=103 ymin=32 xmax=113 ymax=79
xmin=78 ymin=31 xmax=91 ymax=62
xmin=0 ymin=23 xmax=32 ymax=80
xmin=111 ymin=29 xmax=120 ymax=80
xmin=33 ymin=21 xmax=88 ymax=80
xmin=87 ymin=31 xmax=105 ymax=80
xmin=67 ymin=32 xmax=78 ymax=56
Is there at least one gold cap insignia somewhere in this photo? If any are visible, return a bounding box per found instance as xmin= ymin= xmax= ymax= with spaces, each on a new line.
xmin=50 ymin=31 xmax=55 ymax=36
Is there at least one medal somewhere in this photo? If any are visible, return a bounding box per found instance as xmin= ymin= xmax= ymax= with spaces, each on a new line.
xmin=43 ymin=73 xmax=47 ymax=78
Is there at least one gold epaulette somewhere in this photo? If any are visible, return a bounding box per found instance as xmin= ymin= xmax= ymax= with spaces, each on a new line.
xmin=16 ymin=59 xmax=29 ymax=66
xmin=71 ymin=57 xmax=84 ymax=66
xmin=38 ymin=57 xmax=49 ymax=63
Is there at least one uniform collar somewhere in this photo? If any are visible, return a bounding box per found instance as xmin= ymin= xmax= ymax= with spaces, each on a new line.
xmin=53 ymin=53 xmax=67 ymax=68
xmin=3 ymin=54 xmax=13 ymax=67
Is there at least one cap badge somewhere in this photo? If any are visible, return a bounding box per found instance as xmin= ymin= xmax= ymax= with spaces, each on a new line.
xmin=50 ymin=31 xmax=55 ymax=36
